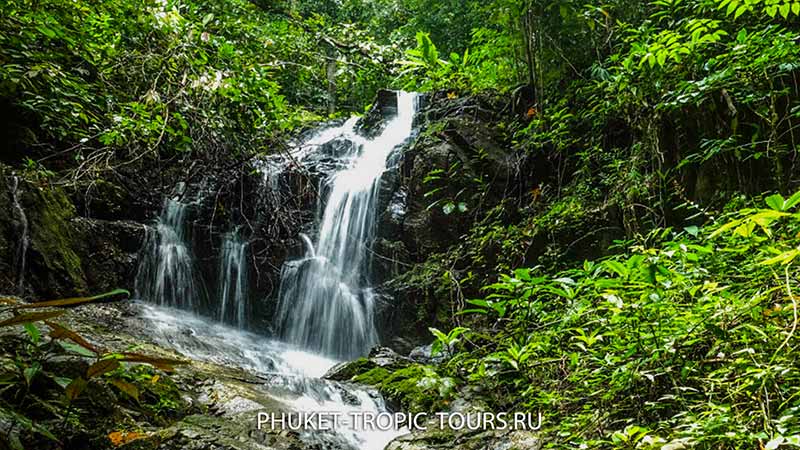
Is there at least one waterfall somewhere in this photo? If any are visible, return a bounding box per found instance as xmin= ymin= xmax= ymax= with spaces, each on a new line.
xmin=135 ymin=198 xmax=202 ymax=309
xmin=276 ymin=91 xmax=418 ymax=359
xmin=9 ymin=176 xmax=29 ymax=295
xmin=217 ymin=230 xmax=249 ymax=328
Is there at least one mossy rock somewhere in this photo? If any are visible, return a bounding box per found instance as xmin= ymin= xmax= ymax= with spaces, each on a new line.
xmin=325 ymin=357 xmax=380 ymax=381
xmin=23 ymin=182 xmax=88 ymax=297
xmin=355 ymin=364 xmax=457 ymax=415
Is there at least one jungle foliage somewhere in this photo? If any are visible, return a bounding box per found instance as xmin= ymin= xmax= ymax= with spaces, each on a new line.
xmin=430 ymin=193 xmax=800 ymax=449
xmin=3 ymin=0 xmax=800 ymax=448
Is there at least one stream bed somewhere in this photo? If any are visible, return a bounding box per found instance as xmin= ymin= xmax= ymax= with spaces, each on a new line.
xmin=137 ymin=302 xmax=409 ymax=450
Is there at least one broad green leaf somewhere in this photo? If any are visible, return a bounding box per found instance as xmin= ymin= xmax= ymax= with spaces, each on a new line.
xmin=734 ymin=4 xmax=748 ymax=18
xmin=759 ymin=249 xmax=800 ymax=265
xmin=58 ymin=341 xmax=97 ymax=358
xmin=765 ymin=194 xmax=785 ymax=211
xmin=783 ymin=191 xmax=800 ymax=210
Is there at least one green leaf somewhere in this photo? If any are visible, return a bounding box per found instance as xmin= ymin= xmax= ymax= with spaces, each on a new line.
xmin=23 ymin=323 xmax=41 ymax=344
xmin=736 ymin=29 xmax=747 ymax=43
xmin=780 ymin=3 xmax=791 ymax=18
xmin=23 ymin=362 xmax=41 ymax=387
xmin=604 ymin=260 xmax=629 ymax=277
xmin=759 ymin=249 xmax=800 ymax=265
xmin=783 ymin=191 xmax=800 ymax=210
xmin=734 ymin=4 xmax=748 ymax=18
xmin=58 ymin=340 xmax=97 ymax=358
xmin=766 ymin=194 xmax=785 ymax=211
xmin=766 ymin=5 xmax=778 ymax=16
xmin=442 ymin=202 xmax=456 ymax=215
xmin=53 ymin=377 xmax=72 ymax=389
xmin=35 ymin=26 xmax=56 ymax=38
xmin=202 ymin=13 xmax=215 ymax=27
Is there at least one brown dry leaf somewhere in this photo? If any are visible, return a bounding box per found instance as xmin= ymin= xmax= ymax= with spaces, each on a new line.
xmin=16 ymin=289 xmax=130 ymax=309
xmin=87 ymin=359 xmax=121 ymax=378
xmin=46 ymin=321 xmax=100 ymax=354
xmin=65 ymin=377 xmax=87 ymax=401
xmin=110 ymin=379 xmax=140 ymax=401
xmin=0 ymin=310 xmax=65 ymax=328
xmin=108 ymin=431 xmax=146 ymax=447
xmin=119 ymin=353 xmax=188 ymax=371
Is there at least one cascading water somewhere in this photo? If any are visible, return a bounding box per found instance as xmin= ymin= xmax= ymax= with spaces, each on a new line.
xmin=9 ymin=176 xmax=29 ymax=295
xmin=276 ymin=91 xmax=418 ymax=359
xmin=137 ymin=303 xmax=407 ymax=450
xmin=135 ymin=197 xmax=202 ymax=309
xmin=217 ymin=230 xmax=249 ymax=328
xmin=131 ymin=92 xmax=417 ymax=450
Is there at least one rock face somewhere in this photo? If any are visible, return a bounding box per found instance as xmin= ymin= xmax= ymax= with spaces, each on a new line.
xmin=0 ymin=165 xmax=146 ymax=299
xmin=368 ymin=92 xmax=524 ymax=347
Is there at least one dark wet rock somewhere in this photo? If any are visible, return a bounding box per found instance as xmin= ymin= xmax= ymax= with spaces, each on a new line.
xmin=68 ymin=178 xmax=145 ymax=221
xmin=0 ymin=165 xmax=15 ymax=294
xmin=408 ymin=344 xmax=447 ymax=365
xmin=74 ymin=218 xmax=145 ymax=293
xmin=386 ymin=429 xmax=541 ymax=450
xmin=356 ymin=89 xmax=400 ymax=138
xmin=0 ymin=168 xmax=149 ymax=299
xmin=324 ymin=347 xmax=412 ymax=382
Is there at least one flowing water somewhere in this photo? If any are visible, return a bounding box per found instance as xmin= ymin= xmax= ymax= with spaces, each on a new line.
xmin=217 ymin=230 xmax=249 ymax=328
xmin=139 ymin=303 xmax=407 ymax=450
xmin=276 ymin=91 xmax=418 ymax=359
xmin=135 ymin=197 xmax=202 ymax=310
xmin=133 ymin=91 xmax=418 ymax=449
xmin=9 ymin=176 xmax=29 ymax=295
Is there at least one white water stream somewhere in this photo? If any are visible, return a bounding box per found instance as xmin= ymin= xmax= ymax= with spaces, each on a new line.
xmin=134 ymin=92 xmax=418 ymax=449
xmin=276 ymin=92 xmax=418 ymax=360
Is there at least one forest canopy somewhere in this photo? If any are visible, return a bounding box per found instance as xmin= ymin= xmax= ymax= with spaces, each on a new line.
xmin=2 ymin=0 xmax=800 ymax=448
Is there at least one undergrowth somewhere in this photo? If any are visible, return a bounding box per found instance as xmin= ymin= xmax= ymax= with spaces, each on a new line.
xmin=431 ymin=191 xmax=800 ymax=449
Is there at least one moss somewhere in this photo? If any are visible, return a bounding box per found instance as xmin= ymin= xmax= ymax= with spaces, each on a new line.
xmin=123 ymin=365 xmax=187 ymax=424
xmin=352 ymin=366 xmax=391 ymax=385
xmin=26 ymin=183 xmax=87 ymax=295
xmin=355 ymin=364 xmax=457 ymax=415
xmin=328 ymin=357 xmax=378 ymax=381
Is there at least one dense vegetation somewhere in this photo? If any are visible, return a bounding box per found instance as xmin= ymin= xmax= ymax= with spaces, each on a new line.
xmin=3 ymin=0 xmax=800 ymax=448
